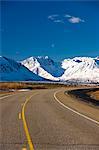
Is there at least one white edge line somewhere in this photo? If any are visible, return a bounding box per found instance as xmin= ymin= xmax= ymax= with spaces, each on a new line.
xmin=54 ymin=90 xmax=99 ymax=126
xmin=0 ymin=93 xmax=18 ymax=100
xmin=0 ymin=90 xmax=31 ymax=100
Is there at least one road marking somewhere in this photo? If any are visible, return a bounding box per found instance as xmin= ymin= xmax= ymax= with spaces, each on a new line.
xmin=0 ymin=94 xmax=15 ymax=100
xmin=22 ymin=148 xmax=27 ymax=150
xmin=22 ymin=93 xmax=37 ymax=150
xmin=19 ymin=113 xmax=21 ymax=120
xmin=54 ymin=90 xmax=99 ymax=126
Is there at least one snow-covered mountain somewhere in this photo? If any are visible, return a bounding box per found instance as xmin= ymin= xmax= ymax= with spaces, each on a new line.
xmin=0 ymin=56 xmax=43 ymax=81
xmin=60 ymin=57 xmax=99 ymax=83
xmin=0 ymin=56 xmax=99 ymax=83
xmin=21 ymin=56 xmax=64 ymax=81
xmin=21 ymin=56 xmax=99 ymax=83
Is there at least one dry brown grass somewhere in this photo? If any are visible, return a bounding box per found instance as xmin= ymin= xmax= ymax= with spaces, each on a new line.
xmin=0 ymin=82 xmax=98 ymax=92
xmin=88 ymin=91 xmax=99 ymax=101
xmin=0 ymin=82 xmax=66 ymax=91
xmin=0 ymin=82 xmax=48 ymax=90
xmin=0 ymin=82 xmax=26 ymax=90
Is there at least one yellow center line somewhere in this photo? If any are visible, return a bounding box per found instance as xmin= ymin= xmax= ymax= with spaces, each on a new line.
xmin=22 ymin=148 xmax=27 ymax=150
xmin=22 ymin=93 xmax=37 ymax=150
xmin=19 ymin=112 xmax=21 ymax=120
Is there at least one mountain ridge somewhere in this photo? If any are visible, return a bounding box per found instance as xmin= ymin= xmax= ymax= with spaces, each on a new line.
xmin=21 ymin=56 xmax=64 ymax=81
xmin=0 ymin=56 xmax=99 ymax=83
xmin=0 ymin=56 xmax=44 ymax=81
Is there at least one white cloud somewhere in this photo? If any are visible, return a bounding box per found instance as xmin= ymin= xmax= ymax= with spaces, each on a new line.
xmin=64 ymin=14 xmax=71 ymax=18
xmin=53 ymin=19 xmax=64 ymax=23
xmin=48 ymin=14 xmax=85 ymax=25
xmin=48 ymin=14 xmax=64 ymax=24
xmin=68 ymin=16 xmax=85 ymax=24
xmin=48 ymin=14 xmax=59 ymax=20
xmin=48 ymin=15 xmax=54 ymax=20
xmin=64 ymin=14 xmax=85 ymax=24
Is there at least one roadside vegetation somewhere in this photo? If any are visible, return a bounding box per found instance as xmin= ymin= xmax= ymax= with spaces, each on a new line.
xmin=87 ymin=91 xmax=99 ymax=101
xmin=0 ymin=82 xmax=67 ymax=91
xmin=67 ymin=88 xmax=99 ymax=106
xmin=0 ymin=82 xmax=99 ymax=107
xmin=0 ymin=82 xmax=98 ymax=91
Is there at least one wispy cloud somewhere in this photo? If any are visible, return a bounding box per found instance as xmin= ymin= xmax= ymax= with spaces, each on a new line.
xmin=48 ymin=13 xmax=85 ymax=25
xmin=53 ymin=19 xmax=64 ymax=23
xmin=64 ymin=14 xmax=71 ymax=18
xmin=68 ymin=16 xmax=85 ymax=24
xmin=48 ymin=14 xmax=59 ymax=20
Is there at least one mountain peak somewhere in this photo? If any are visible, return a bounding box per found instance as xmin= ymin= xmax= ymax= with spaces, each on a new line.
xmin=0 ymin=56 xmax=43 ymax=81
xmin=21 ymin=56 xmax=64 ymax=80
xmin=1 ymin=56 xmax=99 ymax=83
xmin=37 ymin=56 xmax=49 ymax=59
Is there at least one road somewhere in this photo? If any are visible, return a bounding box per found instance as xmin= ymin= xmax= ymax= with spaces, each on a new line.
xmin=0 ymin=89 xmax=99 ymax=150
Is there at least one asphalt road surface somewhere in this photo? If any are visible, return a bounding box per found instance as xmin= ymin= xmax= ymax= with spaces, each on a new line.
xmin=0 ymin=89 xmax=99 ymax=150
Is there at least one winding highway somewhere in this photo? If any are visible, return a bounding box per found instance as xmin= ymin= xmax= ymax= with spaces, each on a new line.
xmin=0 ymin=89 xmax=99 ymax=150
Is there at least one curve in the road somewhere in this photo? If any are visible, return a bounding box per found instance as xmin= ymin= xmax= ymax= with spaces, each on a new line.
xmin=1 ymin=89 xmax=99 ymax=150
xmin=54 ymin=90 xmax=99 ymax=126
xmin=22 ymin=93 xmax=37 ymax=150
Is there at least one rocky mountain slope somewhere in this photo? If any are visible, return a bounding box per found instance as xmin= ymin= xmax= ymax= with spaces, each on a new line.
xmin=60 ymin=57 xmax=99 ymax=83
xmin=21 ymin=56 xmax=64 ymax=81
xmin=0 ymin=56 xmax=99 ymax=83
xmin=0 ymin=56 xmax=43 ymax=81
xmin=21 ymin=56 xmax=99 ymax=83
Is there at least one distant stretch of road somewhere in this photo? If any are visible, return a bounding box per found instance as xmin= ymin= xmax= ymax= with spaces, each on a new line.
xmin=0 ymin=89 xmax=99 ymax=150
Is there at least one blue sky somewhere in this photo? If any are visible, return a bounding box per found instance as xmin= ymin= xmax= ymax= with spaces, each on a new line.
xmin=1 ymin=1 xmax=99 ymax=61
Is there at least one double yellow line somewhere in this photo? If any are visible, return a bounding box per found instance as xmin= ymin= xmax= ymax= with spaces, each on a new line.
xmin=22 ymin=93 xmax=37 ymax=150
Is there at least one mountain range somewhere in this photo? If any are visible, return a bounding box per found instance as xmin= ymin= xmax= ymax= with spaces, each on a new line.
xmin=0 ymin=56 xmax=99 ymax=84
xmin=0 ymin=56 xmax=43 ymax=81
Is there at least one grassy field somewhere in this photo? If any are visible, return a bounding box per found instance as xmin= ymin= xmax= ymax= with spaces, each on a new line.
xmin=0 ymin=82 xmax=68 ymax=91
xmin=0 ymin=82 xmax=98 ymax=90
xmin=0 ymin=82 xmax=98 ymax=95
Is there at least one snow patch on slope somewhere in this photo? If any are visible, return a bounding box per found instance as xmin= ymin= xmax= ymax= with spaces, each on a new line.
xmin=1 ymin=56 xmax=99 ymax=83
xmin=21 ymin=56 xmax=64 ymax=81
xmin=60 ymin=57 xmax=99 ymax=83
